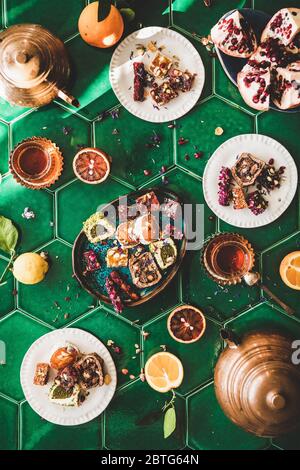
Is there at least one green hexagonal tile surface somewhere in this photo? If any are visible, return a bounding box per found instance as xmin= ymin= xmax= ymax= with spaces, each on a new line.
xmin=20 ymin=402 xmax=102 ymax=450
xmin=0 ymin=311 xmax=50 ymax=400
xmin=105 ymin=380 xmax=186 ymax=450
xmin=0 ymin=397 xmax=18 ymax=450
xmin=0 ymin=0 xmax=300 ymax=452
xmin=17 ymin=240 xmax=93 ymax=327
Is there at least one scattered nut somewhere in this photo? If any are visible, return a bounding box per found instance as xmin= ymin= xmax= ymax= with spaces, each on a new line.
xmin=215 ymin=127 xmax=224 ymax=136
xmin=104 ymin=374 xmax=112 ymax=385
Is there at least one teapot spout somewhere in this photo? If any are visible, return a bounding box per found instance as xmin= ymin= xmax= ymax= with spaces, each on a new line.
xmin=220 ymin=328 xmax=240 ymax=349
xmin=57 ymin=88 xmax=80 ymax=108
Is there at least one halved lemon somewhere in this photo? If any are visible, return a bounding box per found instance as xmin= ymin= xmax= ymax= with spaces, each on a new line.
xmin=279 ymin=251 xmax=300 ymax=291
xmin=144 ymin=352 xmax=184 ymax=393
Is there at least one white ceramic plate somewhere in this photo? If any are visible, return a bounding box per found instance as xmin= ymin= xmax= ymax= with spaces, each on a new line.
xmin=20 ymin=328 xmax=117 ymax=426
xmin=203 ymin=134 xmax=298 ymax=228
xmin=110 ymin=26 xmax=205 ymax=123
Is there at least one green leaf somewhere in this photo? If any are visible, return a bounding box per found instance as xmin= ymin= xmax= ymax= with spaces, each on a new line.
xmin=0 ymin=215 xmax=18 ymax=254
xmin=120 ymin=7 xmax=136 ymax=23
xmin=98 ymin=0 xmax=112 ymax=22
xmin=163 ymin=406 xmax=176 ymax=439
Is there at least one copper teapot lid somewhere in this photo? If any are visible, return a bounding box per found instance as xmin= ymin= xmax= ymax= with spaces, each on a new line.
xmin=215 ymin=330 xmax=300 ymax=437
xmin=0 ymin=24 xmax=71 ymax=107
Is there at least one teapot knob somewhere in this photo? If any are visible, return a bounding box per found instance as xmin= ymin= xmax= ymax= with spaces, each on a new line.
xmin=15 ymin=51 xmax=29 ymax=64
xmin=267 ymin=392 xmax=286 ymax=410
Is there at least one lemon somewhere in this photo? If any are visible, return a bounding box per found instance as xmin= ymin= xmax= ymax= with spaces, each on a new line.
xmin=13 ymin=253 xmax=49 ymax=285
xmin=145 ymin=352 xmax=184 ymax=393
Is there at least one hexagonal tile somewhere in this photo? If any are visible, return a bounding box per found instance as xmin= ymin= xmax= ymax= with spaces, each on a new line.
xmin=214 ymin=60 xmax=257 ymax=114
xmin=171 ymin=0 xmax=250 ymax=36
xmin=20 ymin=401 xmax=101 ymax=450
xmin=176 ymin=98 xmax=254 ymax=177
xmin=72 ymin=308 xmax=141 ymax=388
xmin=187 ymin=383 xmax=267 ymax=450
xmin=94 ymin=108 xmax=174 ymax=187
xmin=225 ymin=302 xmax=300 ymax=337
xmin=0 ymin=175 xmax=54 ymax=252
xmin=0 ymin=258 xmax=15 ymax=318
xmin=261 ymin=233 xmax=300 ymax=319
xmin=143 ymin=311 xmax=222 ymax=395
xmin=0 ymin=120 xmax=9 ymax=174
xmin=182 ymin=249 xmax=261 ymax=322
xmin=134 ymin=0 xmax=170 ymax=28
xmin=258 ymin=110 xmax=300 ymax=172
xmin=11 ymin=104 xmax=91 ymax=188
xmin=0 ymin=397 xmax=18 ymax=450
xmin=56 ymin=177 xmax=130 ymax=244
xmin=105 ymin=380 xmax=186 ymax=450
xmin=0 ymin=311 xmax=50 ymax=400
xmin=6 ymin=0 xmax=85 ymax=39
xmin=65 ymin=35 xmax=114 ymax=118
xmin=18 ymin=240 xmax=93 ymax=327
xmin=253 ymin=0 xmax=300 ymax=15
xmin=219 ymin=195 xmax=299 ymax=252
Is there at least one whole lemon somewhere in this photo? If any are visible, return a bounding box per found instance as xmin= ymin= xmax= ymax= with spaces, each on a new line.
xmin=13 ymin=253 xmax=49 ymax=285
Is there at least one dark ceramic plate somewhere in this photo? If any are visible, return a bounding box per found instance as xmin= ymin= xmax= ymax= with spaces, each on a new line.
xmin=73 ymin=188 xmax=186 ymax=307
xmin=216 ymin=8 xmax=300 ymax=113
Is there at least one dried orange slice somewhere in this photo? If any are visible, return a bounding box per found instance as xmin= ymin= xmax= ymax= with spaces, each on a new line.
xmin=144 ymin=352 xmax=184 ymax=393
xmin=73 ymin=147 xmax=110 ymax=184
xmin=279 ymin=251 xmax=300 ymax=290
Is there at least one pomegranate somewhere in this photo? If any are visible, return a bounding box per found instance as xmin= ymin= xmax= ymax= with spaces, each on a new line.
xmin=273 ymin=61 xmax=300 ymax=110
xmin=211 ymin=10 xmax=257 ymax=58
xmin=237 ymin=64 xmax=271 ymax=111
xmin=261 ymin=8 xmax=300 ymax=46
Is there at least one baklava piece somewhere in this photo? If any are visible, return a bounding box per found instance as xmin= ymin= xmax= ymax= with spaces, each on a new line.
xmin=129 ymin=252 xmax=162 ymax=288
xmin=75 ymin=353 xmax=104 ymax=389
xmin=168 ymin=69 xmax=196 ymax=92
xmin=231 ymin=153 xmax=265 ymax=187
xmin=106 ymin=246 xmax=128 ymax=268
xmin=149 ymin=52 xmax=173 ymax=79
xmin=136 ymin=191 xmax=160 ymax=212
xmin=150 ymin=81 xmax=178 ymax=106
xmin=149 ymin=238 xmax=177 ymax=270
xmin=33 ymin=363 xmax=50 ymax=386
xmin=162 ymin=198 xmax=181 ymax=219
xmin=232 ymin=187 xmax=248 ymax=210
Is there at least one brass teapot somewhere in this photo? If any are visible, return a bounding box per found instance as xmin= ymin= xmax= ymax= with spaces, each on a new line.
xmin=0 ymin=24 xmax=79 ymax=108
xmin=214 ymin=329 xmax=300 ymax=437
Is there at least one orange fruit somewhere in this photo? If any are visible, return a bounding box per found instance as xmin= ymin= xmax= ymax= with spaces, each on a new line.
xmin=279 ymin=251 xmax=300 ymax=290
xmin=78 ymin=2 xmax=124 ymax=48
xmin=144 ymin=352 xmax=184 ymax=393
xmin=73 ymin=147 xmax=110 ymax=184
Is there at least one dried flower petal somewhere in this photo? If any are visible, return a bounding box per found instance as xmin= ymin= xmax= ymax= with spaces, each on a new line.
xmin=218 ymin=167 xmax=232 ymax=207
xmin=178 ymin=137 xmax=189 ymax=145
xmin=22 ymin=207 xmax=35 ymax=219
xmin=122 ymin=368 xmax=129 ymax=375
